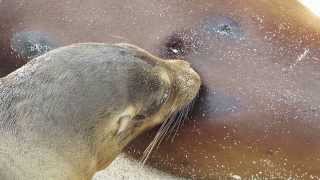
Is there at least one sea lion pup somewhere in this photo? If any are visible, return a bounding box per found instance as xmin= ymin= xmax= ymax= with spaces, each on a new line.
xmin=0 ymin=43 xmax=201 ymax=180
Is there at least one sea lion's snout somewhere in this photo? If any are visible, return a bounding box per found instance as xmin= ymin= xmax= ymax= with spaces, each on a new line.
xmin=137 ymin=58 xmax=201 ymax=164
xmin=165 ymin=59 xmax=201 ymax=110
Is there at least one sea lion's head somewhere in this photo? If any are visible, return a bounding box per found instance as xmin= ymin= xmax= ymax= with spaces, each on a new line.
xmin=115 ymin=43 xmax=201 ymax=127
xmin=22 ymin=43 xmax=200 ymax=173
xmin=1 ymin=42 xmax=200 ymax=176
xmin=92 ymin=43 xmax=201 ymax=170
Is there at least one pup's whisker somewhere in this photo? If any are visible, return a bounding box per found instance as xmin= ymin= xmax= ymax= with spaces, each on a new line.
xmin=140 ymin=96 xmax=197 ymax=165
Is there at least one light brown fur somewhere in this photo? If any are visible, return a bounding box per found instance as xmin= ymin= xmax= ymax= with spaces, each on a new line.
xmin=0 ymin=43 xmax=201 ymax=180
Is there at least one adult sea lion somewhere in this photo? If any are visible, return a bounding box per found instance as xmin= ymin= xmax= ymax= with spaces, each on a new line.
xmin=0 ymin=42 xmax=201 ymax=180
xmin=1 ymin=0 xmax=320 ymax=179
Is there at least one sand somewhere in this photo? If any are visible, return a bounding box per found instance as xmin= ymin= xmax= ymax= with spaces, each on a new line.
xmin=93 ymin=154 xmax=186 ymax=180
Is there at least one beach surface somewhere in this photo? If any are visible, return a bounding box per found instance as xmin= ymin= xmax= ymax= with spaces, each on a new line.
xmin=93 ymin=154 xmax=186 ymax=180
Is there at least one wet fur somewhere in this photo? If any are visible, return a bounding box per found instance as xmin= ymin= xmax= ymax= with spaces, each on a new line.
xmin=0 ymin=43 xmax=201 ymax=180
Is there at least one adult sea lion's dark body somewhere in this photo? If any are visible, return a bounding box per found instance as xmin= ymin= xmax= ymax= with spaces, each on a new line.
xmin=1 ymin=0 xmax=320 ymax=179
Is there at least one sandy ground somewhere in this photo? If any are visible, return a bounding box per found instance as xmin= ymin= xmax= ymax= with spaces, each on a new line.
xmin=93 ymin=154 xmax=186 ymax=180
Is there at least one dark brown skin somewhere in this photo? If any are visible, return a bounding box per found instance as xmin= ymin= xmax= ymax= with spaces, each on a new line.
xmin=1 ymin=0 xmax=320 ymax=179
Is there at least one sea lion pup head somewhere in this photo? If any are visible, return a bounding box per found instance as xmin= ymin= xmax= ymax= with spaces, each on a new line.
xmin=4 ymin=42 xmax=201 ymax=176
xmin=93 ymin=43 xmax=201 ymax=170
xmin=116 ymin=43 xmax=201 ymax=125
xmin=116 ymin=43 xmax=202 ymax=164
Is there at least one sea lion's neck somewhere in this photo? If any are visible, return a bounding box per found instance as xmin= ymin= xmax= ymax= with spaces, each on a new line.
xmin=0 ymin=78 xmax=96 ymax=179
